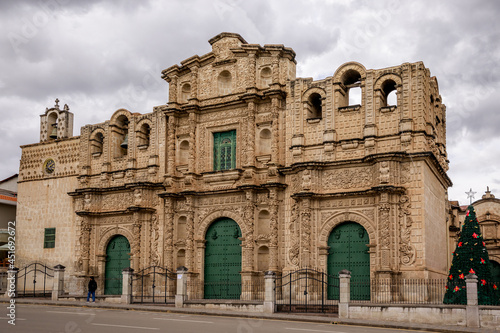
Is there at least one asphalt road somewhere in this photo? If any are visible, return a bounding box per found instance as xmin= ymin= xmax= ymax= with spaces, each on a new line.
xmin=1 ymin=304 xmax=441 ymax=333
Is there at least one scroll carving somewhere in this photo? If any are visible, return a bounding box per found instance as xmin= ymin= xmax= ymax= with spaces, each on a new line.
xmin=399 ymin=195 xmax=416 ymax=266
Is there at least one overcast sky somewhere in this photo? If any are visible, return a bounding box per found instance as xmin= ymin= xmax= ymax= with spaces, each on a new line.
xmin=1 ymin=0 xmax=499 ymax=204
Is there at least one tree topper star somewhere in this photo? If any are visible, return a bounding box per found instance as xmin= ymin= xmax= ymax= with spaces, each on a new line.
xmin=466 ymin=188 xmax=476 ymax=204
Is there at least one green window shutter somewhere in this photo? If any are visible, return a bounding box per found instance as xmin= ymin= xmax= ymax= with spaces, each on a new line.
xmin=44 ymin=228 xmax=56 ymax=249
xmin=214 ymin=130 xmax=236 ymax=171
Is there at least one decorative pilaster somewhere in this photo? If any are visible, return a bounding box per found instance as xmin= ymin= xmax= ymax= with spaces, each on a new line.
xmin=245 ymin=101 xmax=256 ymax=167
xmin=132 ymin=217 xmax=142 ymax=271
xmin=269 ymin=189 xmax=279 ymax=271
xmin=243 ymin=190 xmax=255 ymax=271
xmin=399 ymin=195 xmax=416 ymax=266
xmin=378 ymin=203 xmax=391 ymax=270
xmin=80 ymin=217 xmax=91 ymax=275
xmin=164 ymin=198 xmax=174 ymax=269
xmin=167 ymin=75 xmax=178 ymax=105
xmin=188 ymin=112 xmax=196 ymax=173
xmin=271 ymin=97 xmax=280 ymax=164
xmin=185 ymin=196 xmax=195 ymax=270
xmin=300 ymin=197 xmax=312 ymax=267
xmin=287 ymin=199 xmax=300 ymax=268
xmin=166 ymin=115 xmax=176 ymax=176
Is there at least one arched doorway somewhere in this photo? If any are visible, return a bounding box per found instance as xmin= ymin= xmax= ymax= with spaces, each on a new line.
xmin=327 ymin=222 xmax=370 ymax=299
xmin=204 ymin=218 xmax=242 ymax=299
xmin=104 ymin=235 xmax=130 ymax=295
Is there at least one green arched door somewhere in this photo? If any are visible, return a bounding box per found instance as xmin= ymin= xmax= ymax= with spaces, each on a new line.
xmin=104 ymin=235 xmax=130 ymax=295
xmin=204 ymin=218 xmax=242 ymax=299
xmin=327 ymin=222 xmax=370 ymax=300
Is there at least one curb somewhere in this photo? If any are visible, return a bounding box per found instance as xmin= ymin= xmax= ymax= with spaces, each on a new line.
xmin=0 ymin=298 xmax=494 ymax=333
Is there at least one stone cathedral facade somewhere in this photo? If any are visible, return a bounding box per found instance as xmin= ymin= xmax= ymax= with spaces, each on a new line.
xmin=16 ymin=33 xmax=452 ymax=295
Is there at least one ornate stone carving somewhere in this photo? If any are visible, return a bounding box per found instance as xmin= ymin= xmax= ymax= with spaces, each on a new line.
xmin=378 ymin=203 xmax=391 ymax=249
xmin=287 ymin=199 xmax=300 ymax=268
xmin=324 ymin=167 xmax=373 ymax=190
xmin=399 ymin=195 xmax=416 ymax=266
xmin=379 ymin=162 xmax=390 ymax=184
xmin=302 ymin=169 xmax=312 ymax=191
xmin=150 ymin=214 xmax=160 ymax=266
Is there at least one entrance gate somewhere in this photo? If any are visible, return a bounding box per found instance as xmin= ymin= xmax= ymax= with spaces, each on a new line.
xmin=275 ymin=268 xmax=339 ymax=313
xmin=204 ymin=218 xmax=242 ymax=299
xmin=16 ymin=263 xmax=54 ymax=297
xmin=131 ymin=266 xmax=176 ymax=304
xmin=328 ymin=222 xmax=370 ymax=300
xmin=105 ymin=235 xmax=130 ymax=295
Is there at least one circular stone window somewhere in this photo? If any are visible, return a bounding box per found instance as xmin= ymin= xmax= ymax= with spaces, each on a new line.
xmin=43 ymin=158 xmax=56 ymax=174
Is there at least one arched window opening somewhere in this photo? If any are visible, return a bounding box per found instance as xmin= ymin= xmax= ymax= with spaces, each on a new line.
xmin=177 ymin=249 xmax=186 ymax=268
xmin=114 ymin=115 xmax=129 ymax=158
xmin=381 ymin=80 xmax=397 ymax=107
xmin=258 ymin=128 xmax=272 ymax=156
xmin=257 ymin=246 xmax=269 ymax=271
xmin=91 ymin=132 xmax=104 ymax=156
xmin=257 ymin=210 xmax=270 ymax=235
xmin=218 ymin=70 xmax=232 ymax=95
xmin=181 ymin=83 xmax=191 ymax=103
xmin=177 ymin=216 xmax=187 ymax=239
xmin=137 ymin=123 xmax=150 ymax=149
xmin=260 ymin=67 xmax=272 ymax=88
xmin=48 ymin=113 xmax=58 ymax=140
xmin=179 ymin=140 xmax=189 ymax=165
xmin=307 ymin=93 xmax=323 ymax=120
xmin=341 ymin=70 xmax=362 ymax=107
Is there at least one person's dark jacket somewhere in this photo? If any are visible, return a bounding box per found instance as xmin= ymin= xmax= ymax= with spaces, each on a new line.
xmin=88 ymin=279 xmax=97 ymax=292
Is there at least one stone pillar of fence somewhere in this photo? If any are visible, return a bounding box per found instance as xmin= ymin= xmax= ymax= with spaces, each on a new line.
xmin=5 ymin=267 xmax=18 ymax=298
xmin=465 ymin=273 xmax=479 ymax=328
xmin=175 ymin=266 xmax=188 ymax=308
xmin=51 ymin=265 xmax=65 ymax=301
xmin=339 ymin=269 xmax=351 ymax=319
xmin=263 ymin=271 xmax=276 ymax=313
xmin=121 ymin=267 xmax=134 ymax=304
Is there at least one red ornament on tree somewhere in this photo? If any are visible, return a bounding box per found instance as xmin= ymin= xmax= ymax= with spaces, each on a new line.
xmin=454 ymin=286 xmax=460 ymax=292
xmin=449 ymin=274 xmax=453 ymax=280
xmin=472 ymin=232 xmax=478 ymax=239
xmin=458 ymin=242 xmax=463 ymax=247
xmin=459 ymin=273 xmax=464 ymax=279
xmin=480 ymin=258 xmax=485 ymax=264
xmin=469 ymin=268 xmax=475 ymax=274
xmin=481 ymin=279 xmax=487 ymax=286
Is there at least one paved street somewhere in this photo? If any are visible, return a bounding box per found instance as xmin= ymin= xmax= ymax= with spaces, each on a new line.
xmin=0 ymin=304 xmax=443 ymax=333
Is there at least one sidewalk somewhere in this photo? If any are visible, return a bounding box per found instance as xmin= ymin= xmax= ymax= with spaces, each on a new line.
xmin=0 ymin=297 xmax=496 ymax=333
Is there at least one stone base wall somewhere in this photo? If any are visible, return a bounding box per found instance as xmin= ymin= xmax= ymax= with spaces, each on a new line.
xmin=348 ymin=304 xmax=500 ymax=330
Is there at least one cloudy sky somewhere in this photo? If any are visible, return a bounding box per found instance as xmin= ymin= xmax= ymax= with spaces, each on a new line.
xmin=1 ymin=0 xmax=499 ymax=204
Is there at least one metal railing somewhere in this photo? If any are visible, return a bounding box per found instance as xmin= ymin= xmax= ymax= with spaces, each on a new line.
xmin=131 ymin=266 xmax=176 ymax=304
xmin=16 ymin=263 xmax=54 ymax=298
xmin=188 ymin=277 xmax=265 ymax=301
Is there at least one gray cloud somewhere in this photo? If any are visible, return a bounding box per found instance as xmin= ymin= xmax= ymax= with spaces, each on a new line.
xmin=1 ymin=0 xmax=499 ymax=203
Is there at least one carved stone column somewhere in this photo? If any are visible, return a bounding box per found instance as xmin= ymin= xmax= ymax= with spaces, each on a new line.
xmin=300 ymin=197 xmax=312 ymax=267
xmin=132 ymin=216 xmax=142 ymax=271
xmin=271 ymin=97 xmax=280 ymax=164
xmin=269 ymin=189 xmax=280 ymax=271
xmin=166 ymin=115 xmax=176 ymax=175
xmin=185 ymin=196 xmax=195 ymax=270
xmin=190 ymin=65 xmax=198 ymax=101
xmin=164 ymin=198 xmax=174 ymax=269
xmin=287 ymin=199 xmax=300 ymax=269
xmin=248 ymin=52 xmax=257 ymax=88
xmin=245 ymin=101 xmax=256 ymax=167
xmin=243 ymin=190 xmax=255 ymax=271
xmin=271 ymin=55 xmax=279 ymax=85
xmin=378 ymin=203 xmax=391 ymax=271
xmin=80 ymin=216 xmax=91 ymax=275
xmin=167 ymin=75 xmax=178 ymax=105
xmin=398 ymin=195 xmax=416 ymax=267
xmin=188 ymin=112 xmax=196 ymax=173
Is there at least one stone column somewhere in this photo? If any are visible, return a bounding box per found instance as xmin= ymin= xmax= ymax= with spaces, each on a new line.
xmin=269 ymin=189 xmax=279 ymax=271
xmin=121 ymin=267 xmax=134 ymax=304
xmin=51 ymin=264 xmax=65 ymax=301
xmin=175 ymin=266 xmax=188 ymax=308
xmin=263 ymin=271 xmax=276 ymax=313
xmin=6 ymin=268 xmax=18 ymax=298
xmin=164 ymin=197 xmax=175 ymax=269
xmin=339 ymin=269 xmax=351 ymax=319
xmin=465 ymin=273 xmax=479 ymax=328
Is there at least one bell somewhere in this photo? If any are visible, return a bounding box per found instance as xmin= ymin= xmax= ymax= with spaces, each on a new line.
xmin=120 ymin=134 xmax=128 ymax=149
xmin=49 ymin=124 xmax=58 ymax=139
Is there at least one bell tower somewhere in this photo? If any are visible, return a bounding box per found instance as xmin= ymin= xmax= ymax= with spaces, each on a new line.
xmin=40 ymin=98 xmax=74 ymax=142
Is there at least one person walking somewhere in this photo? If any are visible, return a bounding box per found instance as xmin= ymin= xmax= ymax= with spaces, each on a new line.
xmin=87 ymin=276 xmax=97 ymax=303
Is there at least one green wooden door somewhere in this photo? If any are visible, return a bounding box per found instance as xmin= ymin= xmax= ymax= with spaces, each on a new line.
xmin=105 ymin=235 xmax=130 ymax=295
xmin=204 ymin=218 xmax=242 ymax=299
xmin=327 ymin=222 xmax=370 ymax=300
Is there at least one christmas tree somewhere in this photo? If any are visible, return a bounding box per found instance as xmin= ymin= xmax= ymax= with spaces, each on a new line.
xmin=444 ymin=205 xmax=499 ymax=305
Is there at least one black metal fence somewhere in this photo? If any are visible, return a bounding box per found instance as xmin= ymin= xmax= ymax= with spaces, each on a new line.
xmin=275 ymin=268 xmax=339 ymax=313
xmin=131 ymin=266 xmax=176 ymax=304
xmin=188 ymin=276 xmax=265 ymax=301
xmin=16 ymin=263 xmax=54 ymax=298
